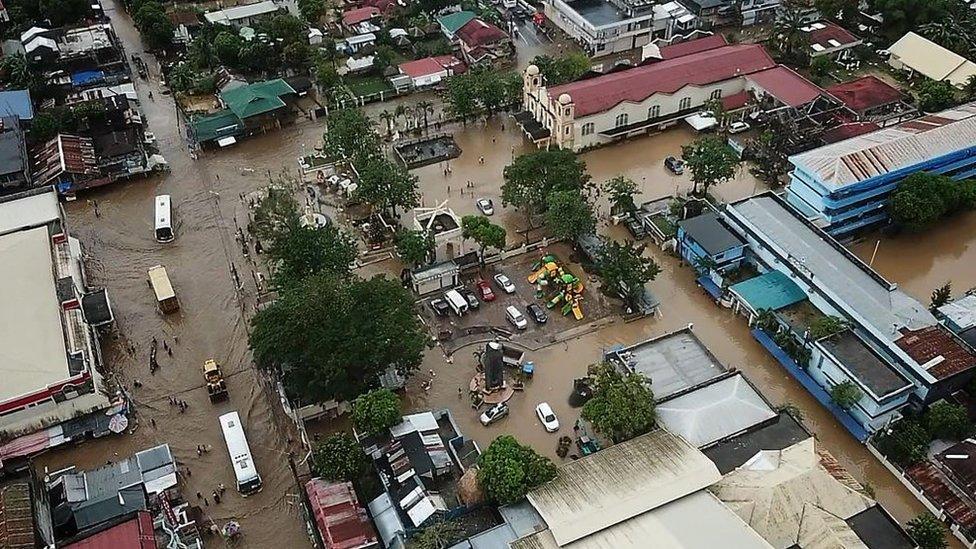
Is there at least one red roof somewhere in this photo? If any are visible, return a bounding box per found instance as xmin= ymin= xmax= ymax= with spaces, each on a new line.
xmin=659 ymin=34 xmax=728 ymax=60
xmin=807 ymin=21 xmax=860 ymax=51
xmin=64 ymin=511 xmax=156 ymax=549
xmin=551 ymin=44 xmax=776 ymax=117
xmin=896 ymin=326 xmax=976 ymax=380
xmin=746 ymin=65 xmax=824 ymax=107
xmin=821 ymin=121 xmax=880 ymax=144
xmin=342 ymin=6 xmax=379 ymax=26
xmin=826 ymin=76 xmax=905 ymax=112
xmin=456 ymin=18 xmax=507 ymax=48
xmin=906 ymin=461 xmax=976 ymax=533
xmin=398 ymin=55 xmax=461 ymax=79
xmin=305 ymin=479 xmax=378 ymax=549
xmin=721 ymin=90 xmax=750 ymax=110
xmin=362 ymin=0 xmax=396 ymax=13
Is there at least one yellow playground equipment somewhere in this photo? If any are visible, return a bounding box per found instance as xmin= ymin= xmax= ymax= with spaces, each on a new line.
xmin=529 ymin=254 xmax=585 ymax=320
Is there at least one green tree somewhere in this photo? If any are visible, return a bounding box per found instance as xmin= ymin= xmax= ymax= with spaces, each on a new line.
xmin=409 ymin=520 xmax=463 ymax=549
xmin=930 ymin=281 xmax=953 ymax=311
xmin=873 ymin=418 xmax=930 ymax=466
xmin=36 ymin=0 xmax=91 ymax=27
xmin=461 ymin=215 xmax=507 ymax=260
xmin=602 ymin=176 xmax=639 ymax=214
xmin=250 ymin=273 xmax=427 ymax=402
xmin=581 ymin=362 xmax=656 ymax=442
xmin=166 ymin=63 xmax=196 ymax=93
xmin=134 ymin=2 xmax=174 ymax=51
xmin=598 ymin=240 xmax=661 ymax=306
xmin=502 ymin=149 xmax=591 ymax=235
xmin=355 ymin=157 xmax=420 ymax=215
xmin=283 ymin=42 xmax=312 ymax=70
xmin=829 ymin=380 xmax=862 ymax=409
xmin=252 ymin=186 xmax=299 ymax=242
xmin=267 ymin=220 xmax=358 ymax=286
xmin=0 ymin=54 xmax=38 ymax=92
xmin=773 ymin=1 xmax=810 ymax=63
xmin=444 ymin=73 xmax=478 ymax=123
xmin=477 ymin=435 xmax=557 ymax=505
xmin=352 ymin=389 xmax=402 ymax=437
xmin=298 ymin=0 xmax=327 ymax=21
xmin=240 ymin=41 xmax=278 ymax=74
xmin=323 ymin=109 xmax=381 ymax=163
xmin=315 ymin=61 xmax=343 ymax=99
xmin=545 ymin=190 xmax=596 ymax=242
xmin=681 ymin=135 xmax=741 ymax=196
xmin=870 ymin=0 xmax=951 ymax=40
xmin=809 ymin=56 xmax=833 ymax=80
xmin=29 ymin=112 xmax=60 ymax=143
xmin=531 ymin=53 xmax=592 ymax=85
xmin=312 ymin=433 xmax=368 ymax=481
xmin=808 ymin=315 xmax=849 ymax=339
xmin=965 ymin=75 xmax=976 ymax=101
xmin=394 ymin=229 xmax=433 ymax=267
xmin=907 ymin=513 xmax=948 ymax=549
xmin=214 ymin=32 xmax=243 ymax=67
xmin=264 ymin=13 xmax=307 ymax=45
xmin=748 ymin=126 xmax=792 ymax=186
xmin=916 ymin=79 xmax=957 ymax=112
xmin=474 ymin=69 xmax=507 ymax=115
xmin=814 ymin=0 xmax=859 ymax=20
xmin=889 ymin=172 xmax=966 ymax=230
xmin=925 ymin=401 xmax=972 ymax=440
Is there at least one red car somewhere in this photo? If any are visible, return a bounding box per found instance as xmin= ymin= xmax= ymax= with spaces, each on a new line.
xmin=476 ymin=280 xmax=496 ymax=301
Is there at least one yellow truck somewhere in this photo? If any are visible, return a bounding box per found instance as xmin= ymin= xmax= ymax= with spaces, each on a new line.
xmin=203 ymin=359 xmax=229 ymax=402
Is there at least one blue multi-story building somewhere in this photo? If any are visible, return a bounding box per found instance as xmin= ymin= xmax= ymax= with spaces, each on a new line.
xmin=785 ymin=102 xmax=976 ymax=238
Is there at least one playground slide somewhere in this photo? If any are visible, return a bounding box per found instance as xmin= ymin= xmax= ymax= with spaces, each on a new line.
xmin=572 ymin=302 xmax=584 ymax=320
xmin=561 ymin=301 xmax=573 ymax=316
xmin=528 ymin=266 xmax=547 ymax=284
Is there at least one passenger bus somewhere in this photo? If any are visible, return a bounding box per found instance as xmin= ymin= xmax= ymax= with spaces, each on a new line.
xmin=154 ymin=195 xmax=174 ymax=243
xmin=218 ymin=411 xmax=262 ymax=496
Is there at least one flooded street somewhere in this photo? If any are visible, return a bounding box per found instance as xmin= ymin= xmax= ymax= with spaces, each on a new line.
xmin=32 ymin=2 xmax=943 ymax=542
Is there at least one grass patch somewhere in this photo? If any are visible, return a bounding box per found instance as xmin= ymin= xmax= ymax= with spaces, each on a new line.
xmin=345 ymin=74 xmax=394 ymax=98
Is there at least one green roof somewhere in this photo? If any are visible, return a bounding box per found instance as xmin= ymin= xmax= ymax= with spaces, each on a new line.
xmin=438 ymin=11 xmax=476 ymax=34
xmin=190 ymin=109 xmax=243 ymax=142
xmin=729 ymin=270 xmax=807 ymax=312
xmin=219 ymin=79 xmax=296 ymax=120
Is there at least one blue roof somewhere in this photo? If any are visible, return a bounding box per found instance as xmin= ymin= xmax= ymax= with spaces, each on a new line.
xmin=0 ymin=90 xmax=34 ymax=121
xmin=729 ymin=270 xmax=807 ymax=311
xmin=72 ymin=70 xmax=105 ymax=86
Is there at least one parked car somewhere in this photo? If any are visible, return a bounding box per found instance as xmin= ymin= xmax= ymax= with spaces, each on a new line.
xmin=461 ymin=288 xmax=480 ymax=309
xmin=664 ymin=156 xmax=684 ymax=175
xmin=480 ymin=403 xmax=509 ymax=426
xmin=429 ymin=297 xmax=449 ymax=317
xmin=729 ymin=121 xmax=751 ymax=134
xmin=535 ymin=402 xmax=560 ymax=432
xmin=506 ymin=305 xmax=528 ymax=330
xmin=477 ymin=280 xmax=496 ymax=301
xmin=494 ymin=273 xmax=516 ymax=294
xmin=477 ymin=198 xmax=494 ymax=216
xmin=527 ymin=303 xmax=548 ymax=324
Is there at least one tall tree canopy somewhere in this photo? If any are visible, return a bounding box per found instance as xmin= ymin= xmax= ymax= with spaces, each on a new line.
xmin=598 ymin=240 xmax=660 ymax=306
xmin=581 ymin=362 xmax=656 ymax=442
xmin=477 ymin=436 xmax=557 ymax=505
xmin=502 ymin=149 xmax=591 ymax=227
xmin=324 ymin=109 xmax=381 ymax=163
xmin=681 ymin=135 xmax=741 ymax=196
xmin=545 ymin=190 xmax=596 ymax=242
xmin=352 ymin=389 xmax=402 ymax=437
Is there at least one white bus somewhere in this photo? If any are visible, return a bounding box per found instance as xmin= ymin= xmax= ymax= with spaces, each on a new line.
xmin=218 ymin=411 xmax=262 ymax=496
xmin=154 ymin=195 xmax=174 ymax=243
xmin=444 ymin=289 xmax=469 ymax=316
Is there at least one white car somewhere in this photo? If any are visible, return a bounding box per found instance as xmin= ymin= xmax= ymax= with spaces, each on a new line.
xmin=477 ymin=198 xmax=494 ymax=216
xmin=494 ymin=273 xmax=516 ymax=294
xmin=536 ymin=402 xmax=559 ymax=432
xmin=729 ymin=121 xmax=751 ymax=134
xmin=480 ymin=403 xmax=509 ymax=426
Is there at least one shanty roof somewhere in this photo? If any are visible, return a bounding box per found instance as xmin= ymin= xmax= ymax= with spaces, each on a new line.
xmin=526 ymin=429 xmax=721 ymax=545
xmin=657 ymin=374 xmax=777 ymax=448
xmin=658 ymin=34 xmax=727 ymax=59
xmin=726 ymin=194 xmax=936 ymax=340
xmin=550 ymin=44 xmax=776 ymax=117
xmin=711 ymin=438 xmax=875 ymax=549
xmin=63 ymin=511 xmax=156 ymax=549
xmin=305 ymin=479 xmax=378 ymax=549
xmin=895 ymin=325 xmax=976 ymax=381
xmin=438 ymin=11 xmax=477 ymax=34
xmin=678 ymin=211 xmax=745 ymax=256
xmin=456 ymin=18 xmax=506 ymax=48
xmin=0 ymin=481 xmax=35 ymax=549
xmin=826 ymin=76 xmax=905 ymax=112
xmin=937 ymin=294 xmax=976 ymax=331
xmin=888 ymin=32 xmax=976 ymax=87
xmin=220 ymin=79 xmax=295 ymax=119
xmin=342 ymin=6 xmax=379 ymax=26
xmin=511 ymin=490 xmax=773 ymax=549
xmin=729 ymin=270 xmax=807 ymax=312
xmin=745 ymin=66 xmax=825 ymax=108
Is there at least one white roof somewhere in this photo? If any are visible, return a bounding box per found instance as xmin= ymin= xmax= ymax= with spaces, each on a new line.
xmin=345 ymin=55 xmax=375 ymax=70
xmin=789 ymin=101 xmax=976 ymax=189
xmin=20 ymin=26 xmax=49 ymax=43
xmin=24 ymin=36 xmax=57 ymax=53
xmin=347 ymin=32 xmax=377 ymax=45
xmin=0 ymin=226 xmax=71 ymax=403
xmin=513 ymin=491 xmax=772 ymax=548
xmin=205 ymin=0 xmax=279 ymax=24
xmin=938 ymin=294 xmax=976 ymax=331
xmin=888 ymin=32 xmax=976 ymax=86
xmin=711 ymin=438 xmax=874 ymax=549
xmin=389 ymin=412 xmax=439 ymax=438
xmin=0 ymin=189 xmax=60 ymax=236
xmin=657 ymin=374 xmax=777 ymax=448
xmin=685 ymin=112 xmax=717 ymax=131
xmin=527 ymin=430 xmax=721 ymax=545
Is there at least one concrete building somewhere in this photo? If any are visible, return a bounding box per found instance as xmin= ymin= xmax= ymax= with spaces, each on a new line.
xmin=0 ymin=116 xmax=31 ymax=196
xmin=518 ymin=38 xmax=826 ymax=151
xmin=413 ymin=202 xmax=470 ymax=262
xmin=803 ymin=20 xmax=861 ymax=60
xmin=887 ymin=31 xmax=976 ymax=89
xmin=0 ymin=188 xmax=115 ymax=472
xmin=541 ymin=0 xmax=696 ymax=58
xmin=676 ymin=210 xmax=746 ymax=293
xmin=204 ymin=0 xmax=282 ymax=27
xmin=784 ymin=102 xmax=976 ymax=238
xmin=397 ymin=55 xmax=464 ymax=88
xmin=454 ymin=18 xmax=512 ymax=67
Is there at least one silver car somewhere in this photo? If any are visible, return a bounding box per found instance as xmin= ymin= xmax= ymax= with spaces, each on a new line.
xmin=494 ymin=273 xmax=516 ymax=294
xmin=477 ymin=198 xmax=494 ymax=215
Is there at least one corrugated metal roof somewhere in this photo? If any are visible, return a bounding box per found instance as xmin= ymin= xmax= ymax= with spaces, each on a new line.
xmin=937 ymin=294 xmax=976 ymax=331
xmin=789 ymin=101 xmax=976 ymax=189
xmin=729 ymin=270 xmax=807 ymax=312
xmin=526 ymin=429 xmax=720 ymax=546
xmin=305 ymin=479 xmax=378 ymax=549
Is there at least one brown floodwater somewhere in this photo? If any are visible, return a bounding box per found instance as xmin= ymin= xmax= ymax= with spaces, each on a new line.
xmin=42 ymin=3 xmax=941 ymax=543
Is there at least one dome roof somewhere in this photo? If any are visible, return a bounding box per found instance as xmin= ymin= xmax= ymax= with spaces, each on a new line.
xmin=526 ymin=64 xmax=540 ymax=76
xmin=558 ymin=93 xmax=572 ymax=105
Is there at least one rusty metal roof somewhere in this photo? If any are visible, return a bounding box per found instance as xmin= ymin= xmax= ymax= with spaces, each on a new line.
xmin=789 ymin=101 xmax=976 ymax=189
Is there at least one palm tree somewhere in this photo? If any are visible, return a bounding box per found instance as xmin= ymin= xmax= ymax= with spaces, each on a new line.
xmin=393 ymin=104 xmax=407 ymax=130
xmin=416 ymin=100 xmax=434 ymax=133
xmin=379 ymin=110 xmax=395 ymax=138
xmin=773 ymin=2 xmax=808 ymax=61
xmin=402 ymin=106 xmax=414 ymax=131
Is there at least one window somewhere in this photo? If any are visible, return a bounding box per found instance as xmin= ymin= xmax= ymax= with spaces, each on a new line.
xmin=564 ymin=126 xmax=571 ymax=135
xmin=648 ymin=105 xmax=660 ymax=119
xmin=615 ymin=113 xmax=628 ymax=127
xmin=710 ymin=89 xmax=723 ymax=99
xmin=581 ymin=122 xmax=594 ymax=136
xmin=679 ymin=97 xmax=692 ymax=110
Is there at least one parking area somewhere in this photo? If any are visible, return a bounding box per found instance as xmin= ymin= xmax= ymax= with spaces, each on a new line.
xmin=422 ymin=243 xmax=618 ymax=352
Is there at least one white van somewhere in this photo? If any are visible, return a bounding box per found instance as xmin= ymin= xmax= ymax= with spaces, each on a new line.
xmin=506 ymin=305 xmax=528 ymax=330
xmin=444 ymin=289 xmax=469 ymax=316
xmin=154 ymin=195 xmax=174 ymax=243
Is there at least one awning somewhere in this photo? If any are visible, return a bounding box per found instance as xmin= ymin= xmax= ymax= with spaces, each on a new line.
xmin=513 ymin=111 xmax=551 ymax=141
xmin=729 ymin=270 xmax=806 ymax=312
xmin=217 ymin=136 xmax=237 ymax=147
xmin=697 ymin=275 xmax=722 ymax=300
xmin=685 ymin=113 xmax=717 ymax=131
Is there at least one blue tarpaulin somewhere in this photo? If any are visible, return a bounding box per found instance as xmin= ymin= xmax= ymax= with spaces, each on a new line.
xmin=72 ymin=70 xmax=105 ymax=87
xmin=697 ymin=275 xmax=722 ymax=300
